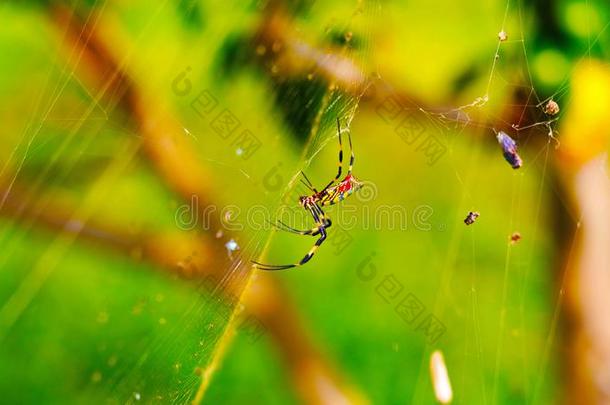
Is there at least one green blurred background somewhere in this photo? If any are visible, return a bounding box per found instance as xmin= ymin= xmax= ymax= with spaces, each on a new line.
xmin=1 ymin=0 xmax=609 ymax=404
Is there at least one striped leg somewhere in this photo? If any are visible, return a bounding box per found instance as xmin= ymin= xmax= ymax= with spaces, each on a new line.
xmin=297 ymin=226 xmax=327 ymax=265
xmin=252 ymin=226 xmax=328 ymax=270
xmin=346 ymin=120 xmax=354 ymax=174
xmin=271 ymin=218 xmax=331 ymax=236
xmin=252 ymin=203 xmax=330 ymax=271
xmin=279 ymin=200 xmax=331 ymax=235
xmin=320 ymin=117 xmax=345 ymax=192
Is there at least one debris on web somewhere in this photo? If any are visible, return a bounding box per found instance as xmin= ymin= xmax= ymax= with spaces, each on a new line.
xmin=496 ymin=131 xmax=522 ymax=170
xmin=464 ymin=211 xmax=480 ymax=225
xmin=225 ymin=238 xmax=240 ymax=260
xmin=430 ymin=350 xmax=453 ymax=404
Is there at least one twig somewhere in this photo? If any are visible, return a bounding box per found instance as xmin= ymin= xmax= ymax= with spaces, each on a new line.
xmin=47 ymin=5 xmax=368 ymax=404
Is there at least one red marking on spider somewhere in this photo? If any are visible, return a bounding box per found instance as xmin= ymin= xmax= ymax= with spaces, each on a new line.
xmin=252 ymin=118 xmax=364 ymax=271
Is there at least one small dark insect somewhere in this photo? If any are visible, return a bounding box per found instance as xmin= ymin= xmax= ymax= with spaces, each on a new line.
xmin=252 ymin=118 xmax=364 ymax=271
xmin=496 ymin=131 xmax=522 ymax=169
xmin=510 ymin=232 xmax=522 ymax=244
xmin=464 ymin=211 xmax=479 ymax=225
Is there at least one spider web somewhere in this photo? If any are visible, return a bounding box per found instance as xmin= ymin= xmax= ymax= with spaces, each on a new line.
xmin=399 ymin=1 xmax=610 ymax=404
xmin=0 ymin=0 xmax=608 ymax=404
xmin=0 ymin=0 xmax=379 ymax=403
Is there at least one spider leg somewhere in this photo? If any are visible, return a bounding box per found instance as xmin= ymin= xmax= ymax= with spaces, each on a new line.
xmin=268 ymin=218 xmax=313 ymax=235
xmin=252 ymin=203 xmax=329 ymax=270
xmin=297 ymin=225 xmax=327 ymax=265
xmin=272 ymin=218 xmax=331 ymax=236
xmin=284 ymin=202 xmax=331 ymax=235
xmin=290 ymin=203 xmax=329 ymax=264
xmin=311 ymin=201 xmax=329 ymax=221
xmin=267 ymin=201 xmax=331 ymax=235
xmin=320 ymin=118 xmax=345 ymax=193
xmin=252 ymin=226 xmax=327 ymax=271
xmin=250 ymin=261 xmax=297 ymax=271
xmin=346 ymin=120 xmax=354 ymax=174
xmin=299 ymin=171 xmax=318 ymax=193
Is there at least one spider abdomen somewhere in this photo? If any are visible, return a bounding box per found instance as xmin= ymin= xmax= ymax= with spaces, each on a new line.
xmin=318 ymin=174 xmax=361 ymax=206
xmin=252 ymin=118 xmax=362 ymax=271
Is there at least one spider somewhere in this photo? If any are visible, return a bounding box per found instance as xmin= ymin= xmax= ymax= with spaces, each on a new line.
xmin=252 ymin=118 xmax=364 ymax=271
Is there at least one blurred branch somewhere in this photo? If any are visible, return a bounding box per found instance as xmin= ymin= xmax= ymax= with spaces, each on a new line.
xmin=253 ymin=1 xmax=548 ymax=141
xmin=254 ymin=1 xmax=368 ymax=93
xmin=244 ymin=275 xmax=369 ymax=405
xmin=557 ymin=61 xmax=610 ymax=405
xmin=51 ymin=5 xmax=223 ymax=232
xmin=0 ymin=181 xmax=218 ymax=277
xmin=45 ymin=5 xmax=368 ymax=404
xmin=254 ymin=4 xmax=610 ymax=403
xmin=0 ymin=177 xmax=367 ymax=404
xmin=562 ymin=155 xmax=610 ymax=405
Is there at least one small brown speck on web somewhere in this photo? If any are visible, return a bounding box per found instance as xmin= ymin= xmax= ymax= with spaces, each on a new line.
xmin=544 ymin=100 xmax=560 ymax=116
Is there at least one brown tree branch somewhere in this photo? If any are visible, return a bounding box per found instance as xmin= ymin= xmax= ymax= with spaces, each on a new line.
xmin=45 ymin=5 xmax=368 ymax=404
xmin=556 ymin=61 xmax=610 ymax=405
xmin=253 ymin=1 xmax=552 ymax=143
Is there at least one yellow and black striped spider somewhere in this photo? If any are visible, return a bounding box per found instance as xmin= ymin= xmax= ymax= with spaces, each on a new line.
xmin=252 ymin=118 xmax=364 ymax=271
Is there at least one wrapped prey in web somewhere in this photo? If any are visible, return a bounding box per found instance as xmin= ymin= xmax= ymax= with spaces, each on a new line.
xmin=496 ymin=131 xmax=522 ymax=169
